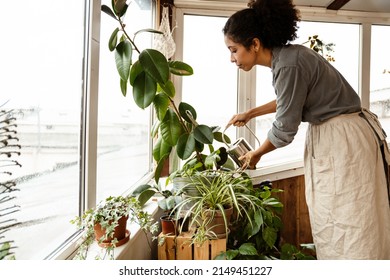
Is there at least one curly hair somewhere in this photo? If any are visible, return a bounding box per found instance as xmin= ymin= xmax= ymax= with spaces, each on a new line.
xmin=223 ymin=0 xmax=300 ymax=50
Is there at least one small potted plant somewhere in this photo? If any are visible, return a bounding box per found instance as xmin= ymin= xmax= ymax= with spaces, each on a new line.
xmin=70 ymin=195 xmax=158 ymax=260
xmin=131 ymin=182 xmax=184 ymax=235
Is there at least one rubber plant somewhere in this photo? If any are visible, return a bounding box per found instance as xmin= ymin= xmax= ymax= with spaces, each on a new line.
xmin=101 ymin=0 xmax=230 ymax=185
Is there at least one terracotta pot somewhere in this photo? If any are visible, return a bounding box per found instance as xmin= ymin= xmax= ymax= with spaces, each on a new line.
xmin=94 ymin=215 xmax=130 ymax=248
xmin=160 ymin=215 xmax=179 ymax=235
xmin=203 ymin=206 xmax=233 ymax=238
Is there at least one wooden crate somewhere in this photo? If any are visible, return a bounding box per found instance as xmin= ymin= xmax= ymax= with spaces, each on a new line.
xmin=157 ymin=231 xmax=226 ymax=260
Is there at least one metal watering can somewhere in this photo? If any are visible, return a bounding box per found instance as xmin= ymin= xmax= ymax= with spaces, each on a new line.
xmin=222 ymin=124 xmax=261 ymax=168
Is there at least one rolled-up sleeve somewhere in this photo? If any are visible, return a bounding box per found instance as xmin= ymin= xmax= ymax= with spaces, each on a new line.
xmin=267 ymin=66 xmax=309 ymax=148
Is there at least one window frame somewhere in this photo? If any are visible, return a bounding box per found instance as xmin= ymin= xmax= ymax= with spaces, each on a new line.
xmin=49 ymin=0 xmax=157 ymax=260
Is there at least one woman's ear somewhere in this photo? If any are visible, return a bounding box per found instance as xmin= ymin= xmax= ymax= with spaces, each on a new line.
xmin=252 ymin=38 xmax=261 ymax=52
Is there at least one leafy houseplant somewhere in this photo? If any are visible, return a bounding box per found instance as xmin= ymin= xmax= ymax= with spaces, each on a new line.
xmin=172 ymin=169 xmax=274 ymax=245
xmin=214 ymin=181 xmax=315 ymax=260
xmin=70 ymin=195 xmax=158 ymax=260
xmin=101 ymin=1 xmax=231 ymax=185
xmin=131 ymin=182 xmax=185 ymax=235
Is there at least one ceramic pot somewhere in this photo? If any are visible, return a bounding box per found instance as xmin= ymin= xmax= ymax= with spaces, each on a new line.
xmin=94 ymin=215 xmax=130 ymax=248
xmin=160 ymin=215 xmax=179 ymax=235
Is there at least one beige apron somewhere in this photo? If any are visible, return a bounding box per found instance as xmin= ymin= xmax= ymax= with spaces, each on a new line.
xmin=304 ymin=109 xmax=390 ymax=259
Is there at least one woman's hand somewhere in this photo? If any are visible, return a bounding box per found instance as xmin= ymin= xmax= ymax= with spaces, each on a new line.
xmin=227 ymin=112 xmax=251 ymax=128
xmin=238 ymin=150 xmax=261 ymax=170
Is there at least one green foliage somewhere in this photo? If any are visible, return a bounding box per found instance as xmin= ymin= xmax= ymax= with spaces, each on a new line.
xmin=131 ymin=182 xmax=183 ymax=214
xmin=70 ymin=195 xmax=158 ymax=260
xmin=212 ymin=181 xmax=284 ymax=259
xmin=280 ymin=243 xmax=316 ymax=260
xmin=214 ymin=181 xmax=316 ymax=260
xmin=303 ymin=34 xmax=336 ymax=62
xmin=101 ymin=3 xmax=229 ymax=184
xmin=171 ymin=170 xmax=275 ymax=245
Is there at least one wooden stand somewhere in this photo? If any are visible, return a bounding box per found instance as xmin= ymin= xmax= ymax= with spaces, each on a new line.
xmin=157 ymin=231 xmax=226 ymax=260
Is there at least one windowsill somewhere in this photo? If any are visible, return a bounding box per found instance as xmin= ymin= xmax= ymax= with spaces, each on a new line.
xmin=247 ymin=159 xmax=305 ymax=184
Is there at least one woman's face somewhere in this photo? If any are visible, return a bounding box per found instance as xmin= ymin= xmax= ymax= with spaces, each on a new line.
xmin=224 ymin=36 xmax=257 ymax=71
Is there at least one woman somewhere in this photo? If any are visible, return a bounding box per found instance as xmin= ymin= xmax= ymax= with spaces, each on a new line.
xmin=224 ymin=0 xmax=390 ymax=259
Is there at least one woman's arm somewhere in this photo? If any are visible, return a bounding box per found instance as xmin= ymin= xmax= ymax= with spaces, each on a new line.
xmin=227 ymin=99 xmax=276 ymax=127
xmin=239 ymin=138 xmax=276 ymax=169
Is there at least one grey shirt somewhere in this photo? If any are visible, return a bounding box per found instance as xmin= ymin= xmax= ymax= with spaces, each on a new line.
xmin=268 ymin=44 xmax=361 ymax=148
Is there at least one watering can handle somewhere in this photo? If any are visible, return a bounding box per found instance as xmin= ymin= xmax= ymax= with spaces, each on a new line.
xmin=222 ymin=124 xmax=261 ymax=148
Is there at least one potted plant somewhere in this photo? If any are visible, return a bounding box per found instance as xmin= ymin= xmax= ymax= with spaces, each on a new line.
xmin=214 ymin=181 xmax=300 ymax=260
xmin=130 ymin=182 xmax=185 ymax=235
xmin=70 ymin=195 xmax=158 ymax=260
xmin=172 ymin=169 xmax=269 ymax=245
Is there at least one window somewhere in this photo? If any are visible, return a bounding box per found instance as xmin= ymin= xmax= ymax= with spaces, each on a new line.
xmin=181 ymin=15 xmax=238 ymax=152
xmin=256 ymin=21 xmax=360 ymax=166
xmin=0 ymin=0 xmax=155 ymax=260
xmin=0 ymin=0 xmax=85 ymax=259
xmin=370 ymin=25 xmax=390 ymax=135
xmin=97 ymin=0 xmax=154 ymax=202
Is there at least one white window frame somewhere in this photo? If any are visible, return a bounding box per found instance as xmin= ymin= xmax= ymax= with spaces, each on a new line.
xmin=49 ymin=0 xmax=157 ymax=260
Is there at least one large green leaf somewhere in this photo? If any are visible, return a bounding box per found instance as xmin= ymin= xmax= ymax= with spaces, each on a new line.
xmin=194 ymin=140 xmax=205 ymax=152
xmin=158 ymin=80 xmax=175 ymax=98
xmin=160 ymin=109 xmax=183 ymax=146
xmin=115 ymin=40 xmax=132 ymax=81
xmin=176 ymin=133 xmax=196 ymax=160
xmin=262 ymin=227 xmax=278 ymax=248
xmin=155 ymin=153 xmax=169 ymax=183
xmin=238 ymin=243 xmax=258 ymax=256
xmin=108 ymin=27 xmax=119 ymax=51
xmin=178 ymin=102 xmax=197 ymax=124
xmin=247 ymin=209 xmax=263 ymax=238
xmin=193 ymin=125 xmax=213 ymax=144
xmin=158 ymin=196 xmax=176 ymax=211
xmin=120 ymin=78 xmax=127 ymax=97
xmin=113 ymin=0 xmax=127 ymax=16
xmin=101 ymin=4 xmax=116 ymax=20
xmin=215 ymin=249 xmax=238 ymax=260
xmin=168 ymin=61 xmax=194 ymax=76
xmin=133 ymin=72 xmax=157 ymax=109
xmin=151 ymin=119 xmax=160 ymax=138
xmin=214 ymin=131 xmax=231 ymax=144
xmin=138 ymin=189 xmax=156 ymax=206
xmin=139 ymin=49 xmax=169 ymax=85
xmin=134 ymin=28 xmax=163 ymax=37
xmin=153 ymin=136 xmax=172 ymax=162
xmin=129 ymin=61 xmax=143 ymax=86
xmin=131 ymin=184 xmax=153 ymax=196
xmin=153 ymin=93 xmax=170 ymax=121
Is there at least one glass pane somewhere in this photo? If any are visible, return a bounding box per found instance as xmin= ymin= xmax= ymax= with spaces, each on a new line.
xmin=97 ymin=0 xmax=153 ymax=201
xmin=370 ymin=25 xmax=390 ymax=136
xmin=0 ymin=0 xmax=85 ymax=259
xmin=256 ymin=21 xmax=360 ymax=165
xmin=182 ymin=15 xmax=238 ymax=150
